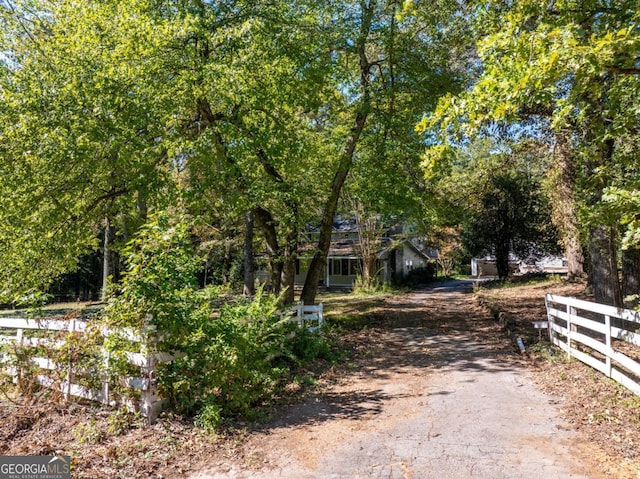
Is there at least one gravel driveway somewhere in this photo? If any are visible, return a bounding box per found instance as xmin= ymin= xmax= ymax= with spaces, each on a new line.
xmin=190 ymin=282 xmax=596 ymax=479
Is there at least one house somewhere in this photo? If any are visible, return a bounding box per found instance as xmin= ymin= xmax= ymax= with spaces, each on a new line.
xmin=388 ymin=235 xmax=439 ymax=282
xmin=258 ymin=218 xmax=438 ymax=289
xmin=518 ymin=255 xmax=568 ymax=274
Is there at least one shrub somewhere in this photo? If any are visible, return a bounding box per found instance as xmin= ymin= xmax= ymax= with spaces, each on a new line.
xmin=402 ymin=265 xmax=436 ymax=286
xmin=352 ymin=274 xmax=400 ymax=296
xmin=102 ymin=214 xmax=330 ymax=429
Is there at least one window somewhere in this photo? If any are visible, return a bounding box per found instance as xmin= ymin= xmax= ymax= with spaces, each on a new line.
xmin=349 ymin=259 xmax=361 ymax=276
xmin=328 ymin=259 xmax=341 ymax=276
xmin=328 ymin=258 xmax=360 ymax=276
xmin=341 ymin=258 xmax=349 ymax=276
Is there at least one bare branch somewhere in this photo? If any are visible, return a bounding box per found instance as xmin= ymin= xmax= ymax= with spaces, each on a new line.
xmin=605 ymin=65 xmax=640 ymax=75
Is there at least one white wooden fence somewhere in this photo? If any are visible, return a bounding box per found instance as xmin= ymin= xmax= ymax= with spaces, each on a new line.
xmin=545 ymin=294 xmax=640 ymax=395
xmin=0 ymin=304 xmax=323 ymax=421
xmin=287 ymin=303 xmax=324 ymax=332
xmin=0 ymin=316 xmax=171 ymax=421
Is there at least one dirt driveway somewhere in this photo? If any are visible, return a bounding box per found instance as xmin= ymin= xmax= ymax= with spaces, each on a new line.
xmin=190 ymin=282 xmax=598 ymax=479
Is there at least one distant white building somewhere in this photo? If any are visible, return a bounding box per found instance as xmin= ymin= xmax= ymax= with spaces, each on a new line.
xmin=471 ymin=254 xmax=568 ymax=277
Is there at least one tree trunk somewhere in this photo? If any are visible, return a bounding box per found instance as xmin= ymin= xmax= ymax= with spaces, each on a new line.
xmin=253 ymin=207 xmax=283 ymax=294
xmin=269 ymin=262 xmax=283 ymax=295
xmin=362 ymin=256 xmax=377 ymax=288
xmin=137 ymin=188 xmax=148 ymax=222
xmin=551 ymin=132 xmax=585 ymax=280
xmin=300 ymin=108 xmax=369 ymax=304
xmin=243 ymin=211 xmax=255 ymax=296
xmin=622 ymin=247 xmax=640 ymax=308
xmin=101 ymin=216 xmax=114 ymax=302
xmin=280 ymin=230 xmax=298 ymax=305
xmin=300 ymin=1 xmax=375 ymax=305
xmin=566 ymin=234 xmax=585 ymax=280
xmin=581 ymin=81 xmax=621 ymax=304
xmin=357 ymin=226 xmax=380 ymax=289
xmin=495 ymin=243 xmax=510 ymax=281
xmin=589 ymin=224 xmax=622 ymax=306
xmin=350 ymin=198 xmax=382 ymax=289
xmin=281 ymin=255 xmax=296 ymax=305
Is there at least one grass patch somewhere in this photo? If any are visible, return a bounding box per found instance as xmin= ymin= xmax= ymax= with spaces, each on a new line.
xmin=475 ymin=273 xmax=564 ymax=291
xmin=320 ymin=290 xmax=392 ymax=330
xmin=0 ymin=301 xmax=103 ymax=319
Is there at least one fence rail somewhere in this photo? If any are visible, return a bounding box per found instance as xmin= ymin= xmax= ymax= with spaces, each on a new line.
xmin=277 ymin=302 xmax=324 ymax=332
xmin=0 ymin=316 xmax=171 ymax=421
xmin=544 ymin=294 xmax=640 ymax=395
xmin=1 ymin=303 xmax=324 ymax=421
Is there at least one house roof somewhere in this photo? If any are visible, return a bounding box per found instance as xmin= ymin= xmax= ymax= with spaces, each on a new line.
xmin=294 ymin=216 xmax=438 ymax=259
xmin=397 ymin=239 xmax=439 ymax=260
xmin=304 ymin=215 xmax=359 ymax=233
xmin=298 ymin=237 xmax=389 ymax=258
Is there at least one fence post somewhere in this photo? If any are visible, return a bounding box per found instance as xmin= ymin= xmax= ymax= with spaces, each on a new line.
xmin=544 ymin=295 xmax=553 ymax=342
xmin=566 ymin=304 xmax=573 ymax=360
xmin=141 ymin=350 xmax=154 ymax=424
xmin=140 ymin=320 xmax=151 ymax=422
xmin=14 ymin=328 xmax=24 ymax=384
xmin=297 ymin=302 xmax=303 ymax=329
xmin=102 ymin=350 xmax=111 ymax=405
xmin=604 ymin=314 xmax=612 ymax=378
xmin=65 ymin=319 xmax=76 ymax=400
xmin=139 ymin=314 xmax=160 ymax=424
xmin=545 ymin=308 xmax=551 ymax=342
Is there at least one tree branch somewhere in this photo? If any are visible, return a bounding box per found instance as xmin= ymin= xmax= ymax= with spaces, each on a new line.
xmin=605 ymin=66 xmax=640 ymax=75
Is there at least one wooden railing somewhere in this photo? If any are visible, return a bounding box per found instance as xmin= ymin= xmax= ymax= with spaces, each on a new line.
xmin=545 ymin=294 xmax=640 ymax=395
xmin=1 ymin=304 xmax=323 ymax=420
xmin=277 ymin=302 xmax=324 ymax=332
xmin=0 ymin=316 xmax=173 ymax=421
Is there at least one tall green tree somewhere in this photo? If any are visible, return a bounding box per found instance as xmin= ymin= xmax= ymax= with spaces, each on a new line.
xmin=425 ymin=139 xmax=558 ymax=280
xmin=0 ymin=0 xmax=178 ymax=299
xmin=0 ymin=0 xmax=329 ymax=303
xmin=300 ymin=0 xmax=471 ymax=303
xmin=419 ymin=0 xmax=640 ymax=305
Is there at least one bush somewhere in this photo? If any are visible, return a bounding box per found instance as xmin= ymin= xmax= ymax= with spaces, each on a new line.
xmin=402 ymin=265 xmax=436 ymax=286
xmin=102 ymin=214 xmax=330 ymax=429
xmin=156 ymin=290 xmax=298 ymax=421
xmin=352 ymin=275 xmax=396 ymax=296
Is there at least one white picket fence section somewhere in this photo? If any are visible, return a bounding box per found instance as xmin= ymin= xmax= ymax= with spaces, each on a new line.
xmin=0 ymin=316 xmax=172 ymax=421
xmin=280 ymin=302 xmax=324 ymax=332
xmin=545 ymin=294 xmax=640 ymax=395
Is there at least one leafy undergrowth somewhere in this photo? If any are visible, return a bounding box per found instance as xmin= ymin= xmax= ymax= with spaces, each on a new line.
xmin=476 ymin=277 xmax=640 ymax=478
xmin=0 ymin=289 xmax=354 ymax=478
xmin=0 ymin=348 xmax=343 ymax=479
xmin=0 ymin=400 xmax=215 ymax=478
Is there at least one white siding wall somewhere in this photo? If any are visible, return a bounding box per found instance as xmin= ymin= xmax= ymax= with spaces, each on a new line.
xmin=402 ymin=247 xmax=427 ymax=276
